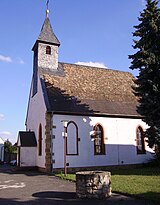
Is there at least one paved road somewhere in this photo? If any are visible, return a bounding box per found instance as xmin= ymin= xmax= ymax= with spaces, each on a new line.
xmin=0 ymin=165 xmax=158 ymax=205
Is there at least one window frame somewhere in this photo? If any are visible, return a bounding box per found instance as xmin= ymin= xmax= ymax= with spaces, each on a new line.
xmin=46 ymin=46 xmax=51 ymax=55
xmin=32 ymin=51 xmax=38 ymax=96
xmin=93 ymin=124 xmax=105 ymax=155
xmin=38 ymin=124 xmax=42 ymax=156
xmin=66 ymin=121 xmax=79 ymax=156
xmin=136 ymin=126 xmax=146 ymax=155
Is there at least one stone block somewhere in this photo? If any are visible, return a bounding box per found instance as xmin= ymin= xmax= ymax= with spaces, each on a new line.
xmin=76 ymin=171 xmax=111 ymax=199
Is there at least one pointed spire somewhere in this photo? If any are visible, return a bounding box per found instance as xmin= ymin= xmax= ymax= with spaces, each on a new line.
xmin=34 ymin=0 xmax=60 ymax=47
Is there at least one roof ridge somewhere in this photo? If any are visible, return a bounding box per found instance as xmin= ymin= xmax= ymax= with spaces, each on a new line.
xmin=58 ymin=62 xmax=133 ymax=76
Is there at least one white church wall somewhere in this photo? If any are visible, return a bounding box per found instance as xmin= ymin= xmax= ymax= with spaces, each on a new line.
xmin=26 ymin=74 xmax=47 ymax=168
xmin=52 ymin=114 xmax=154 ymax=169
xmin=19 ymin=147 xmax=36 ymax=167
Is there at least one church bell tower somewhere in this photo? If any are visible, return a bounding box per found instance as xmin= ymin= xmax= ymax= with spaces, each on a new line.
xmin=31 ymin=2 xmax=60 ymax=96
xmin=32 ymin=3 xmax=60 ymax=72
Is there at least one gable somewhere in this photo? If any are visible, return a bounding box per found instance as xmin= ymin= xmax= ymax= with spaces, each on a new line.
xmin=40 ymin=63 xmax=139 ymax=117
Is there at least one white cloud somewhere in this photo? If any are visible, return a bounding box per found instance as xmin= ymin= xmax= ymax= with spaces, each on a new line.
xmin=75 ymin=61 xmax=107 ymax=68
xmin=0 ymin=131 xmax=16 ymax=144
xmin=0 ymin=54 xmax=24 ymax=64
xmin=19 ymin=59 xmax=24 ymax=64
xmin=0 ymin=114 xmax=5 ymax=120
xmin=0 ymin=131 xmax=12 ymax=136
xmin=0 ymin=55 xmax=12 ymax=63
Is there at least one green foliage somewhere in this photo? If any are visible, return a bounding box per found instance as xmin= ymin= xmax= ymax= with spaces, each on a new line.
xmin=56 ymin=172 xmax=76 ymax=181
xmin=129 ymin=0 xmax=160 ymax=148
xmin=148 ymin=148 xmax=160 ymax=166
xmin=4 ymin=139 xmax=17 ymax=154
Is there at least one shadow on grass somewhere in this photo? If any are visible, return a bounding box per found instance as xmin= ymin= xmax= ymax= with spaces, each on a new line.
xmin=111 ymin=166 xmax=160 ymax=176
xmin=137 ymin=191 xmax=160 ymax=203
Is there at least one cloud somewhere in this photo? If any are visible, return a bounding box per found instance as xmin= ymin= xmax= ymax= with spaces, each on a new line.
xmin=75 ymin=61 xmax=107 ymax=68
xmin=0 ymin=54 xmax=24 ymax=64
xmin=0 ymin=131 xmax=16 ymax=144
xmin=0 ymin=131 xmax=12 ymax=136
xmin=0 ymin=55 xmax=12 ymax=63
xmin=19 ymin=59 xmax=24 ymax=64
xmin=0 ymin=114 xmax=5 ymax=120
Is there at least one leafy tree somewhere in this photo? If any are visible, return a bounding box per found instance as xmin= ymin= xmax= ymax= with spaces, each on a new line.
xmin=4 ymin=139 xmax=16 ymax=154
xmin=129 ymin=0 xmax=160 ymax=149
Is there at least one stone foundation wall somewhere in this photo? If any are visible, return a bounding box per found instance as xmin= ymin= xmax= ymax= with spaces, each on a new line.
xmin=76 ymin=171 xmax=111 ymax=199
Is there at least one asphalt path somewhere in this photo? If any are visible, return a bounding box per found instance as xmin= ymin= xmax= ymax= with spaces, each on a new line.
xmin=0 ymin=165 xmax=158 ymax=205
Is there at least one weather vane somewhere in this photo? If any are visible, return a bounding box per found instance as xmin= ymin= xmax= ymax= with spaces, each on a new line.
xmin=46 ymin=0 xmax=49 ymax=18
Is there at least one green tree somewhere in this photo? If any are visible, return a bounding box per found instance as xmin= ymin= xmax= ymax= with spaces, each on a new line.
xmin=129 ymin=0 xmax=160 ymax=149
xmin=4 ymin=140 xmax=17 ymax=162
xmin=4 ymin=140 xmax=16 ymax=154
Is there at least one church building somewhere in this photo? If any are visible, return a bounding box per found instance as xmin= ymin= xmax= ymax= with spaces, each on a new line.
xmin=17 ymin=7 xmax=154 ymax=172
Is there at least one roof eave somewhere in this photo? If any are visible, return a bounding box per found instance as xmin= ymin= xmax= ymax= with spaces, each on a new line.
xmin=47 ymin=110 xmax=141 ymax=119
xmin=32 ymin=40 xmax=60 ymax=51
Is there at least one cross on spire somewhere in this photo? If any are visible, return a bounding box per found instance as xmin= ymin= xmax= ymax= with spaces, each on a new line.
xmin=46 ymin=0 xmax=49 ymax=10
xmin=46 ymin=0 xmax=49 ymax=18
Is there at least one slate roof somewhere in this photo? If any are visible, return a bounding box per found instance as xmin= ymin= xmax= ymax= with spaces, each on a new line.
xmin=40 ymin=63 xmax=139 ymax=117
xmin=33 ymin=16 xmax=60 ymax=48
xmin=18 ymin=132 xmax=37 ymax=147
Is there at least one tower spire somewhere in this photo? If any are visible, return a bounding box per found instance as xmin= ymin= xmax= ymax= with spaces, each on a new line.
xmin=46 ymin=0 xmax=49 ymax=18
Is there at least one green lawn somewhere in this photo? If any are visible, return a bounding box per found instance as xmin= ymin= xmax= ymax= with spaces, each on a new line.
xmin=56 ymin=166 xmax=160 ymax=202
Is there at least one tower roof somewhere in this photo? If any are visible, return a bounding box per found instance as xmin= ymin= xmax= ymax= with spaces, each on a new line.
xmin=37 ymin=16 xmax=60 ymax=46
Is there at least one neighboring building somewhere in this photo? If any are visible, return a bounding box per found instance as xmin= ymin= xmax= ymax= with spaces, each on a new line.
xmin=0 ymin=137 xmax=4 ymax=162
xmin=18 ymin=8 xmax=154 ymax=172
xmin=17 ymin=132 xmax=37 ymax=167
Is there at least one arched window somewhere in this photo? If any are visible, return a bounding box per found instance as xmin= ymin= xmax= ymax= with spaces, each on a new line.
xmin=38 ymin=124 xmax=42 ymax=156
xmin=94 ymin=124 xmax=105 ymax=155
xmin=66 ymin=121 xmax=79 ymax=155
xmin=46 ymin=46 xmax=51 ymax=55
xmin=136 ymin=126 xmax=146 ymax=154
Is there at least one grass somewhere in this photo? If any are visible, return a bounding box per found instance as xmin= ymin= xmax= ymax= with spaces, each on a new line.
xmin=111 ymin=167 xmax=160 ymax=202
xmin=55 ymin=166 xmax=160 ymax=202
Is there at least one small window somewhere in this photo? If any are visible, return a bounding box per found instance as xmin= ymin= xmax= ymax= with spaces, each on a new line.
xmin=94 ymin=124 xmax=105 ymax=155
xmin=38 ymin=124 xmax=42 ymax=156
xmin=136 ymin=126 xmax=146 ymax=154
xmin=46 ymin=46 xmax=51 ymax=55
xmin=32 ymin=52 xmax=38 ymax=96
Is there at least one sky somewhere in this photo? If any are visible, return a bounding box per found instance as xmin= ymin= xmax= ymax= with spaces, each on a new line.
xmin=0 ymin=0 xmax=151 ymax=144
